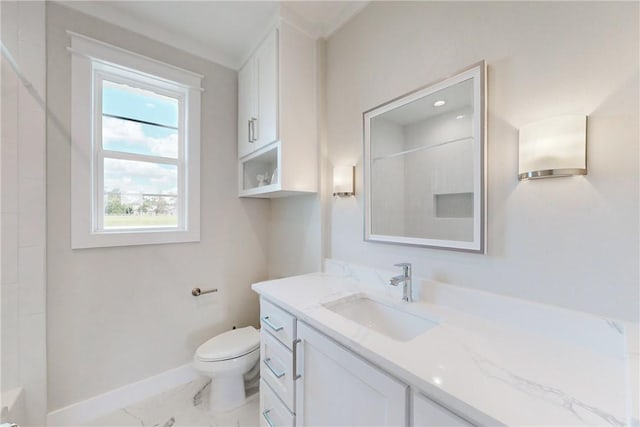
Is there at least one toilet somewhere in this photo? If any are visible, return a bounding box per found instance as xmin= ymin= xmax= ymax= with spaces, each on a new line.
xmin=193 ymin=326 xmax=260 ymax=412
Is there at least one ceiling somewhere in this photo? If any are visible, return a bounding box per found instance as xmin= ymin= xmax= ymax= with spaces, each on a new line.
xmin=381 ymin=79 xmax=474 ymax=126
xmin=61 ymin=1 xmax=369 ymax=70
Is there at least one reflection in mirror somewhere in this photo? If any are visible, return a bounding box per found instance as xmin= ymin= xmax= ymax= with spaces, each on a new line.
xmin=364 ymin=62 xmax=486 ymax=252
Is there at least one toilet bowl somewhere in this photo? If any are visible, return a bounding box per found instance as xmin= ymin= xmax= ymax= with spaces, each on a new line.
xmin=193 ymin=326 xmax=260 ymax=413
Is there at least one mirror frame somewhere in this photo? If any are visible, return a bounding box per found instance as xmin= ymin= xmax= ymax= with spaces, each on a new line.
xmin=363 ymin=61 xmax=487 ymax=253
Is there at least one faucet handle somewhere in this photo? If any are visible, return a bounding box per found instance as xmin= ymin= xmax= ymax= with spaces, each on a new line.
xmin=393 ymin=262 xmax=411 ymax=275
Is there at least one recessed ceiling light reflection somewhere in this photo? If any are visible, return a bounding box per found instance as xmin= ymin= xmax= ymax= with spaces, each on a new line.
xmin=456 ymin=115 xmax=465 ymax=119
xmin=433 ymin=376 xmax=443 ymax=386
xmin=433 ymin=100 xmax=446 ymax=107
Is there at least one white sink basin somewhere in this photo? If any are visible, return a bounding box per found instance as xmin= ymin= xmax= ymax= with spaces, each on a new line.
xmin=323 ymin=295 xmax=438 ymax=341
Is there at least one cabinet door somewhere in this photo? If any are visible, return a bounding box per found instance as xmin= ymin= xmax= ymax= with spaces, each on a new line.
xmin=238 ymin=58 xmax=256 ymax=158
xmin=413 ymin=392 xmax=473 ymax=427
xmin=255 ymin=29 xmax=278 ymax=150
xmin=295 ymin=322 xmax=407 ymax=426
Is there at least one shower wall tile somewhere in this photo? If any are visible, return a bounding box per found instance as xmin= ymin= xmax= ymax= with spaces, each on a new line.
xmin=2 ymin=213 xmax=19 ymax=284
xmin=1 ymin=283 xmax=20 ymax=391
xmin=17 ymin=1 xmax=45 ymax=46
xmin=0 ymin=137 xmax=18 ymax=214
xmin=17 ymin=28 xmax=46 ymax=96
xmin=22 ymin=379 xmax=47 ymax=427
xmin=1 ymin=4 xmax=47 ymax=426
xmin=19 ymin=313 xmax=46 ymax=387
xmin=18 ymin=178 xmax=45 ymax=247
xmin=1 ymin=63 xmax=19 ymax=214
xmin=1 ymin=1 xmax=18 ymax=49
xmin=17 ymin=85 xmax=46 ymax=180
xmin=18 ymin=245 xmax=45 ymax=316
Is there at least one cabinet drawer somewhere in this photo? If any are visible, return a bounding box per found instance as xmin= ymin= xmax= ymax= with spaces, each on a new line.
xmin=413 ymin=392 xmax=474 ymax=427
xmin=261 ymin=298 xmax=296 ymax=349
xmin=261 ymin=330 xmax=295 ymax=411
xmin=260 ymin=379 xmax=295 ymax=427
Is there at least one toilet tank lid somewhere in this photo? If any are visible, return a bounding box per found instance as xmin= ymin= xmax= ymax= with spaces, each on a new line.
xmin=196 ymin=326 xmax=259 ymax=362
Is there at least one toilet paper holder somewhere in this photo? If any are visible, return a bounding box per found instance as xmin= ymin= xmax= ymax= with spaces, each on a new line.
xmin=192 ymin=287 xmax=218 ymax=297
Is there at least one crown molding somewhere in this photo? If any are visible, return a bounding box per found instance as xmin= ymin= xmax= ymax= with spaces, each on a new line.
xmin=58 ymin=1 xmax=239 ymax=70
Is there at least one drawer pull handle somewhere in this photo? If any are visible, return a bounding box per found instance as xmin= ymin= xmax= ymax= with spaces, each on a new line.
xmin=252 ymin=117 xmax=259 ymax=141
xmin=262 ymin=316 xmax=284 ymax=332
xmin=293 ymin=338 xmax=302 ymax=380
xmin=263 ymin=357 xmax=285 ymax=378
xmin=262 ymin=409 xmax=276 ymax=427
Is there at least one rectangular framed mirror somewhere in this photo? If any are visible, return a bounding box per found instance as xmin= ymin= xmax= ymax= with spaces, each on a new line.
xmin=363 ymin=61 xmax=487 ymax=253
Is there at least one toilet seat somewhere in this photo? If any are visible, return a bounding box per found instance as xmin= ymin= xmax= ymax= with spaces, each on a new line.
xmin=196 ymin=326 xmax=259 ymax=362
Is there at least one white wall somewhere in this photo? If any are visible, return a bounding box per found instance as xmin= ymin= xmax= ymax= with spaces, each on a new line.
xmin=46 ymin=3 xmax=270 ymax=411
xmin=268 ymin=195 xmax=322 ymax=279
xmin=1 ymin=1 xmax=48 ymax=425
xmin=267 ymin=38 xmax=328 ymax=280
xmin=326 ymin=1 xmax=639 ymax=322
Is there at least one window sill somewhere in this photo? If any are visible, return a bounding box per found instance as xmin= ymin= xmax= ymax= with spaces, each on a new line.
xmin=71 ymin=228 xmax=200 ymax=249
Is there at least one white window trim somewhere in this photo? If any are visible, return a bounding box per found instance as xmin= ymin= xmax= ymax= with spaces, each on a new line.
xmin=69 ymin=32 xmax=203 ymax=249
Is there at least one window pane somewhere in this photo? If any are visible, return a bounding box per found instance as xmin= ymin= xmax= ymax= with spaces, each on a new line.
xmin=103 ymin=80 xmax=178 ymax=128
xmin=102 ymin=115 xmax=178 ymax=159
xmin=103 ymin=158 xmax=178 ymax=229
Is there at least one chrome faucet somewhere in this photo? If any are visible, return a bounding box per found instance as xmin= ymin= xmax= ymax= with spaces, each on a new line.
xmin=389 ymin=263 xmax=413 ymax=302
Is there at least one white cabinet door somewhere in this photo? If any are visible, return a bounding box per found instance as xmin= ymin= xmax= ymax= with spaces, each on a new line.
xmin=238 ymin=29 xmax=278 ymax=159
xmin=255 ymin=28 xmax=278 ymax=150
xmin=413 ymin=392 xmax=473 ymax=427
xmin=238 ymin=58 xmax=256 ymax=158
xmin=295 ymin=322 xmax=407 ymax=427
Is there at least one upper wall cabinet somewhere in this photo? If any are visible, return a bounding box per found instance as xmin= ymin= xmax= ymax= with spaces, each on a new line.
xmin=238 ymin=21 xmax=317 ymax=198
xmin=238 ymin=30 xmax=278 ymax=157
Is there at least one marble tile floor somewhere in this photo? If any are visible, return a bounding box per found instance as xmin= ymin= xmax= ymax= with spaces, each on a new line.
xmin=86 ymin=378 xmax=260 ymax=427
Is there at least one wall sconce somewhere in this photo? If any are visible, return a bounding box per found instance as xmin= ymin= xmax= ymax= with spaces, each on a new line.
xmin=333 ymin=166 xmax=355 ymax=196
xmin=518 ymin=115 xmax=587 ymax=180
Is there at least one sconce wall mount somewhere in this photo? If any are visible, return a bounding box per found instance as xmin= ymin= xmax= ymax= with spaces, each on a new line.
xmin=333 ymin=165 xmax=355 ymax=196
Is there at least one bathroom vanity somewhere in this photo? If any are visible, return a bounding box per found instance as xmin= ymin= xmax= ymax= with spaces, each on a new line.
xmin=258 ymin=295 xmax=469 ymax=427
xmin=253 ymin=261 xmax=636 ymax=427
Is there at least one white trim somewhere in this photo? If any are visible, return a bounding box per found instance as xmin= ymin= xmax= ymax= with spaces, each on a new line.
xmin=363 ymin=62 xmax=486 ymax=253
xmin=68 ymin=31 xmax=204 ymax=89
xmin=46 ymin=364 xmax=199 ymax=426
xmin=70 ymin=33 xmax=201 ymax=249
xmin=321 ymin=1 xmax=370 ymax=39
xmin=60 ymin=1 xmax=239 ymax=70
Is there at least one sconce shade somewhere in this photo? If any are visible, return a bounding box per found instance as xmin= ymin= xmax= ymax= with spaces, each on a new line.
xmin=333 ymin=166 xmax=355 ymax=196
xmin=518 ymin=115 xmax=587 ymax=180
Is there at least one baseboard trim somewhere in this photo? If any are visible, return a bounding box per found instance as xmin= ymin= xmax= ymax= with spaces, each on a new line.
xmin=47 ymin=363 xmax=199 ymax=426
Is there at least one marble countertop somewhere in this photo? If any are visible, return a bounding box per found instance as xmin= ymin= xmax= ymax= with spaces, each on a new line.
xmin=252 ymin=268 xmax=637 ymax=427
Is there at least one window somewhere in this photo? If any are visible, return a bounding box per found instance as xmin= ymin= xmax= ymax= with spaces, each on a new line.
xmin=69 ymin=32 xmax=202 ymax=248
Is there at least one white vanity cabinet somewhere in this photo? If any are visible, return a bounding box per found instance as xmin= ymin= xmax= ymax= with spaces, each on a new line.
xmin=238 ymin=20 xmax=317 ymax=198
xmin=259 ymin=299 xmax=297 ymax=427
xmin=413 ymin=392 xmax=474 ymax=427
xmin=295 ymin=321 xmax=407 ymax=426
xmin=258 ymin=297 xmax=476 ymax=427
